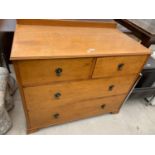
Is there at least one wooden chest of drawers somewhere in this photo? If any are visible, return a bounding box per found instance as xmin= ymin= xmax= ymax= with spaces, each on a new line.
xmin=10 ymin=20 xmax=150 ymax=133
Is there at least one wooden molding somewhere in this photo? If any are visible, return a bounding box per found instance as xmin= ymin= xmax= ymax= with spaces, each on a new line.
xmin=17 ymin=19 xmax=117 ymax=28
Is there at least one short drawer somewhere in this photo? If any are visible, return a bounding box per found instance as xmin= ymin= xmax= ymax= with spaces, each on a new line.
xmin=27 ymin=95 xmax=126 ymax=129
xmin=17 ymin=58 xmax=94 ymax=86
xmin=93 ymin=55 xmax=147 ymax=78
xmin=24 ymin=75 xmax=137 ymax=110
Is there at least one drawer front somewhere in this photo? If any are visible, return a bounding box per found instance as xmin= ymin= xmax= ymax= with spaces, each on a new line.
xmin=17 ymin=58 xmax=94 ymax=86
xmin=24 ymin=75 xmax=137 ymax=110
xmin=93 ymin=55 xmax=147 ymax=78
xmin=28 ymin=95 xmax=126 ymax=129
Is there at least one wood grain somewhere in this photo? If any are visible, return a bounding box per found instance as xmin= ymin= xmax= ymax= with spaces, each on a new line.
xmin=27 ymin=95 xmax=126 ymax=129
xmin=17 ymin=58 xmax=94 ymax=86
xmin=93 ymin=55 xmax=148 ymax=78
xmin=10 ymin=25 xmax=150 ymax=60
xmin=23 ymin=75 xmax=137 ymax=111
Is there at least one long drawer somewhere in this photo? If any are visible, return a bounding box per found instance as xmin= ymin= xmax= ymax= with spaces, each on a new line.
xmin=24 ymin=75 xmax=137 ymax=110
xmin=93 ymin=55 xmax=147 ymax=78
xmin=17 ymin=58 xmax=94 ymax=86
xmin=28 ymin=95 xmax=126 ymax=129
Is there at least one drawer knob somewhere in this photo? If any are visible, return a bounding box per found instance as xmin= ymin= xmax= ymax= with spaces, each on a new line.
xmin=54 ymin=92 xmax=61 ymax=99
xmin=55 ymin=68 xmax=62 ymax=76
xmin=109 ymin=85 xmax=115 ymax=91
xmin=53 ymin=113 xmax=60 ymax=119
xmin=101 ymin=104 xmax=106 ymax=109
xmin=117 ymin=63 xmax=124 ymax=71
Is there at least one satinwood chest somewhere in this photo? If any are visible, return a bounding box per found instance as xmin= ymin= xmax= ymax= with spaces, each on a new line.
xmin=10 ymin=20 xmax=150 ymax=133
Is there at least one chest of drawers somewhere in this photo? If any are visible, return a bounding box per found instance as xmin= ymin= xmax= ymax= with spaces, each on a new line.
xmin=10 ymin=20 xmax=150 ymax=133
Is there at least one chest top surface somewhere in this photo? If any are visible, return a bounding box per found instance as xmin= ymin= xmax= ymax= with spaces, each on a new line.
xmin=10 ymin=24 xmax=150 ymax=60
